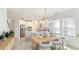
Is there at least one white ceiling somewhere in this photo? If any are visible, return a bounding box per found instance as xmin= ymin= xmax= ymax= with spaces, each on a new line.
xmin=7 ymin=8 xmax=70 ymax=20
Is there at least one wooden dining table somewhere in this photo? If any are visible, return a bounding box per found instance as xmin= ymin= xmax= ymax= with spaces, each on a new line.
xmin=31 ymin=35 xmax=64 ymax=49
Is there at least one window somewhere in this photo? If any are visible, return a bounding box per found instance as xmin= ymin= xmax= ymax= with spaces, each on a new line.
xmin=63 ymin=17 xmax=75 ymax=37
xmin=53 ymin=17 xmax=76 ymax=38
xmin=53 ymin=19 xmax=60 ymax=34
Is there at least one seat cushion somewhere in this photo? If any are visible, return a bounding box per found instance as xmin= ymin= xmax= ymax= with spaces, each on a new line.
xmin=39 ymin=41 xmax=52 ymax=48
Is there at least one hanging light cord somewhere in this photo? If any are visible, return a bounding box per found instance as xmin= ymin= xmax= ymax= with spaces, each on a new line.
xmin=45 ymin=8 xmax=47 ymax=17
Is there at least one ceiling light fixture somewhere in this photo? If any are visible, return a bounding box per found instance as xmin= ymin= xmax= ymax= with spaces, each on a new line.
xmin=43 ymin=8 xmax=48 ymax=20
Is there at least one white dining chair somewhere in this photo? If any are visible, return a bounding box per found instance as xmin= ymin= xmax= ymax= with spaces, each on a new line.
xmin=39 ymin=41 xmax=52 ymax=50
xmin=52 ymin=39 xmax=63 ymax=50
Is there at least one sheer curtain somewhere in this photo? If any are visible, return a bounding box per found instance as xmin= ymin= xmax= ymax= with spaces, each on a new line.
xmin=63 ymin=17 xmax=75 ymax=37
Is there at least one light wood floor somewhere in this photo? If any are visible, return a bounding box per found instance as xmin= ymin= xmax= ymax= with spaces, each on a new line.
xmin=12 ymin=37 xmax=32 ymax=50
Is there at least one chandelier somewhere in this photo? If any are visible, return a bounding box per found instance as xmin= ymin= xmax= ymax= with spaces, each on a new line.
xmin=39 ymin=8 xmax=50 ymax=24
xmin=42 ymin=8 xmax=48 ymax=20
xmin=45 ymin=8 xmax=47 ymax=17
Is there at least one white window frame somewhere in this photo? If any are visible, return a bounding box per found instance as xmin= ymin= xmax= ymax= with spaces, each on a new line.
xmin=63 ymin=17 xmax=76 ymax=38
xmin=53 ymin=17 xmax=76 ymax=39
xmin=53 ymin=18 xmax=61 ymax=35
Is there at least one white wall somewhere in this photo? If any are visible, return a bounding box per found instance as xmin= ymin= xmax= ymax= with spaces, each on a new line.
xmin=14 ymin=19 xmax=20 ymax=38
xmin=19 ymin=19 xmax=27 ymax=29
xmin=20 ymin=19 xmax=26 ymax=25
xmin=0 ymin=8 xmax=10 ymax=35
xmin=7 ymin=18 xmax=15 ymax=32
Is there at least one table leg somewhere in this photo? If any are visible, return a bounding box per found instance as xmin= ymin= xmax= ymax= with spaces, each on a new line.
xmin=62 ymin=39 xmax=64 ymax=50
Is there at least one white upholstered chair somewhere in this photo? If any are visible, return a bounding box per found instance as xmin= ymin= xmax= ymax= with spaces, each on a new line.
xmin=39 ymin=41 xmax=52 ymax=50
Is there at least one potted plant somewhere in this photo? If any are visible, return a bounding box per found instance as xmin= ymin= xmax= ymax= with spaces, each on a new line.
xmin=5 ymin=30 xmax=14 ymax=38
xmin=9 ymin=30 xmax=15 ymax=37
xmin=0 ymin=35 xmax=4 ymax=40
xmin=5 ymin=32 xmax=10 ymax=38
xmin=0 ymin=32 xmax=5 ymax=44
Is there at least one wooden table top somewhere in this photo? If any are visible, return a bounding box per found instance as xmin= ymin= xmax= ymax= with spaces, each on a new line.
xmin=32 ymin=35 xmax=64 ymax=44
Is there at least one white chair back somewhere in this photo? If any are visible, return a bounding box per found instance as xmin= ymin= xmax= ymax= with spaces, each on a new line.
xmin=39 ymin=41 xmax=52 ymax=50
